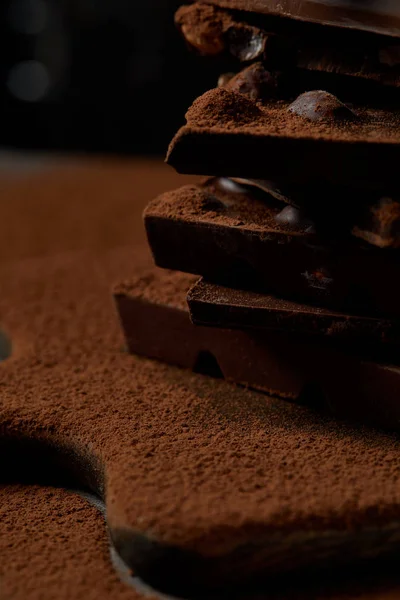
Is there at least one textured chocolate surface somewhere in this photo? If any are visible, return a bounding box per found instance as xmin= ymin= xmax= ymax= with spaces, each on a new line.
xmin=198 ymin=0 xmax=400 ymax=38
xmin=178 ymin=3 xmax=400 ymax=89
xmin=167 ymin=88 xmax=400 ymax=189
xmin=0 ymin=486 xmax=136 ymax=600
xmin=187 ymin=278 xmax=400 ymax=347
xmin=144 ymin=180 xmax=400 ymax=317
xmin=3 ymin=159 xmax=400 ymax=597
xmin=115 ymin=266 xmax=400 ymax=432
xmin=4 ymin=487 xmax=400 ymax=600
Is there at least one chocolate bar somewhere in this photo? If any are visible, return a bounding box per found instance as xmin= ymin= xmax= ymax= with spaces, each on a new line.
xmin=176 ymin=3 xmax=400 ymax=90
xmin=113 ymin=266 xmax=400 ymax=433
xmin=188 ymin=278 xmax=400 ymax=349
xmin=167 ymin=88 xmax=400 ymax=189
xmin=144 ymin=179 xmax=400 ymax=317
xmin=197 ymin=0 xmax=400 ymax=38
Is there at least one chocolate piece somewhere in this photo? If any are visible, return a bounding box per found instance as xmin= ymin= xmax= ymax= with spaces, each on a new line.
xmin=7 ymin=161 xmax=400 ymax=595
xmin=225 ymin=177 xmax=400 ymax=248
xmin=295 ymin=44 xmax=400 ymax=89
xmin=144 ymin=180 xmax=400 ymax=317
xmin=231 ymin=177 xmax=296 ymax=205
xmin=224 ymin=62 xmax=279 ymax=100
xmin=175 ymin=3 xmax=267 ymax=59
xmin=188 ymin=278 xmax=400 ymax=348
xmin=275 ymin=205 xmax=315 ymax=230
xmin=226 ymin=22 xmax=267 ymax=61
xmin=179 ymin=3 xmax=400 ymax=89
xmin=114 ymin=267 xmax=400 ymax=433
xmin=175 ymin=4 xmax=228 ymax=56
xmin=198 ymin=0 xmax=400 ymax=39
xmin=288 ymin=90 xmax=357 ymax=122
xmin=167 ymin=88 xmax=400 ymax=189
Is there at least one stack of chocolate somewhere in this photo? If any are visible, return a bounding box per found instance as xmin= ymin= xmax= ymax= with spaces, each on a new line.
xmin=115 ymin=0 xmax=400 ymax=432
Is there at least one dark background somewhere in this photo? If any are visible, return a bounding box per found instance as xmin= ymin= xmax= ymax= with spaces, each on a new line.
xmin=1 ymin=0 xmax=222 ymax=154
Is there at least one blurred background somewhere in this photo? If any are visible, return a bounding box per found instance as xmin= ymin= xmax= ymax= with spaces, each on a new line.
xmin=1 ymin=0 xmax=223 ymax=154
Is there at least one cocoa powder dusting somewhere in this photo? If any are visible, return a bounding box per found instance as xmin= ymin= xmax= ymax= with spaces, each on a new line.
xmin=182 ymin=87 xmax=400 ymax=143
xmin=114 ymin=269 xmax=197 ymax=311
xmin=0 ymin=485 xmax=136 ymax=600
xmin=186 ymin=88 xmax=263 ymax=126
xmin=2 ymin=160 xmax=400 ymax=598
xmin=145 ymin=180 xmax=312 ymax=235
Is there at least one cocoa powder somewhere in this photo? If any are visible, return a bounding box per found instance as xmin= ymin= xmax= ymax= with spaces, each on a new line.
xmin=2 ymin=160 xmax=400 ymax=597
xmin=0 ymin=485 xmax=137 ymax=600
xmin=183 ymin=87 xmax=400 ymax=142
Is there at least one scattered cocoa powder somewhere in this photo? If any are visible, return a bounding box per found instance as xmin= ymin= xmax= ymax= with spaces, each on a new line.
xmin=145 ymin=179 xmax=312 ymax=235
xmin=114 ymin=268 xmax=197 ymax=311
xmin=186 ymin=88 xmax=263 ymax=126
xmin=182 ymin=87 xmax=400 ymax=142
xmin=2 ymin=160 xmax=400 ymax=597
xmin=0 ymin=485 xmax=137 ymax=600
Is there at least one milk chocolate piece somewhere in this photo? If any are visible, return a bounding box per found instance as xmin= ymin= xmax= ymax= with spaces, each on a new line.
xmin=144 ymin=180 xmax=400 ymax=317
xmin=167 ymin=88 xmax=400 ymax=189
xmin=114 ymin=267 xmax=400 ymax=433
xmin=198 ymin=0 xmax=400 ymax=39
xmin=188 ymin=279 xmax=400 ymax=348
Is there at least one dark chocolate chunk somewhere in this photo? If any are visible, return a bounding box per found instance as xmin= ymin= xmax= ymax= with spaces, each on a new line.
xmin=181 ymin=3 xmax=400 ymax=89
xmin=295 ymin=45 xmax=400 ymax=89
xmin=230 ymin=177 xmax=297 ymax=205
xmin=114 ymin=267 xmax=400 ymax=433
xmin=175 ymin=3 xmax=267 ymax=60
xmin=197 ymin=0 xmax=400 ymax=39
xmin=288 ymin=90 xmax=357 ymax=122
xmin=224 ymin=178 xmax=400 ymax=248
xmin=144 ymin=180 xmax=400 ymax=317
xmin=168 ymin=88 xmax=400 ymax=189
xmin=275 ymin=205 xmax=315 ymax=231
xmin=224 ymin=62 xmax=279 ymax=100
xmin=188 ymin=278 xmax=400 ymax=347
